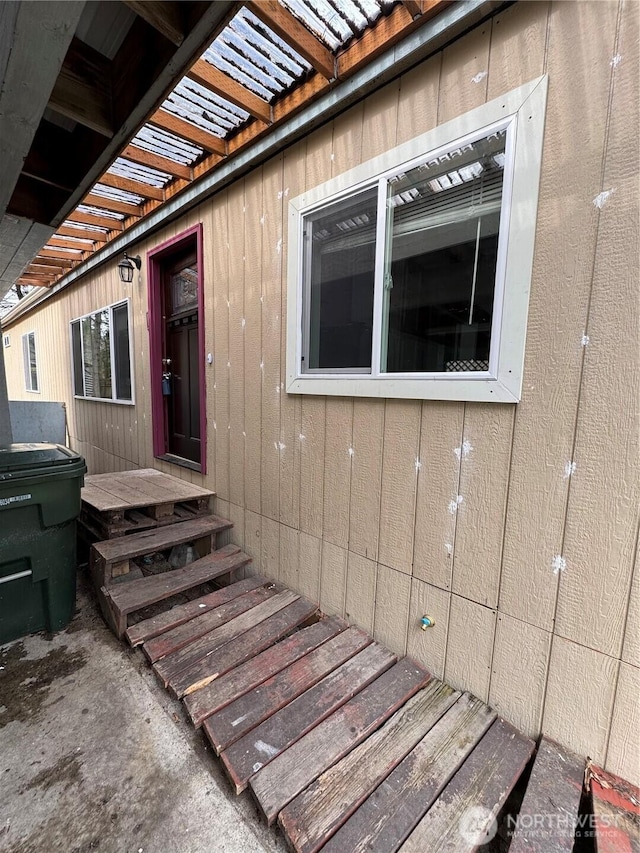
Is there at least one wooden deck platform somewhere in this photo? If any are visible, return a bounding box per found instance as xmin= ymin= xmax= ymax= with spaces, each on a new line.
xmin=109 ymin=569 xmax=547 ymax=851
xmin=81 ymin=468 xmax=214 ymax=539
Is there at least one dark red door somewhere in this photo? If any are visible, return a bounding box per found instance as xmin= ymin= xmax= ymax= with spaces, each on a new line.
xmin=163 ymin=248 xmax=200 ymax=464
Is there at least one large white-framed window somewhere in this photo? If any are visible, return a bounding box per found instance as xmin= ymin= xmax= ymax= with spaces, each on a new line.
xmin=22 ymin=331 xmax=39 ymax=393
xmin=287 ymin=76 xmax=548 ymax=403
xmin=70 ymin=298 xmax=134 ymax=404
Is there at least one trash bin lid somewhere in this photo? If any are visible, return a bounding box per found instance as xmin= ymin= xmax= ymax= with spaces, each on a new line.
xmin=0 ymin=443 xmax=80 ymax=474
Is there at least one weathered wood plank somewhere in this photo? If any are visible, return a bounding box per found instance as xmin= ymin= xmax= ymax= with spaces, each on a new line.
xmin=184 ymin=615 xmax=346 ymax=723
xmin=107 ymin=546 xmax=246 ymax=616
xmin=589 ymin=764 xmax=640 ymax=853
xmin=203 ymin=627 xmax=373 ymax=754
xmin=125 ymin=574 xmax=264 ymax=647
xmin=153 ymin=589 xmax=301 ymax=687
xmin=250 ymin=659 xmax=431 ymax=826
xmin=221 ymin=642 xmax=396 ymax=793
xmin=399 ymin=718 xmax=535 ymax=852
xmin=279 ymin=680 xmax=459 ymax=853
xmin=92 ymin=515 xmax=230 ymax=564
xmin=509 ymin=737 xmax=585 ymax=853
xmin=174 ymin=598 xmax=321 ymax=701
xmin=143 ymin=581 xmax=279 ymax=663
xmin=322 ymin=693 xmax=496 ymax=853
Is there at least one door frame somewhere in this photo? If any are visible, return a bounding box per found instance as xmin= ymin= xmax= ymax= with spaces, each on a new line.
xmin=147 ymin=223 xmax=206 ymax=473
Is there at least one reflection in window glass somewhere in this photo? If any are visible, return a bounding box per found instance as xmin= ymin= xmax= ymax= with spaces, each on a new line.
xmin=71 ymin=301 xmax=132 ymax=402
xmin=22 ymin=332 xmax=38 ymax=392
xmin=382 ymin=131 xmax=505 ymax=373
xmin=303 ymin=187 xmax=378 ymax=371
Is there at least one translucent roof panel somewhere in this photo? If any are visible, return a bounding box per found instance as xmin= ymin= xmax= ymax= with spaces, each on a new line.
xmin=163 ymin=78 xmax=249 ymax=139
xmin=92 ymin=183 xmax=145 ymax=206
xmin=130 ymin=126 xmax=204 ymax=165
xmin=109 ymin=158 xmax=172 ymax=188
xmin=281 ymin=0 xmax=394 ymax=50
xmin=203 ymin=6 xmax=311 ymax=104
xmin=76 ymin=204 xmax=125 ymax=221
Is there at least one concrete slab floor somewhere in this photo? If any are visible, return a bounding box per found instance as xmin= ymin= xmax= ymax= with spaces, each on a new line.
xmin=0 ymin=574 xmax=289 ymax=853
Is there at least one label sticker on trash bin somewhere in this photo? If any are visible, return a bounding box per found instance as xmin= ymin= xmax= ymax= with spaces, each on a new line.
xmin=0 ymin=493 xmax=32 ymax=506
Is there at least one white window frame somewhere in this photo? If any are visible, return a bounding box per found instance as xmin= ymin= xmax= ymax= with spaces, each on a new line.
xmin=3 ymin=334 xmax=10 ymax=348
xmin=70 ymin=298 xmax=135 ymax=405
xmin=286 ymin=76 xmax=548 ymax=403
xmin=22 ymin=330 xmax=39 ymax=393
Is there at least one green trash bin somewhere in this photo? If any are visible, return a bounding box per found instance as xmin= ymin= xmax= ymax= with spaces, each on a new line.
xmin=0 ymin=443 xmax=86 ymax=644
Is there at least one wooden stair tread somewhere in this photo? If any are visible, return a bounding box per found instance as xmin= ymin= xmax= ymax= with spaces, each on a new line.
xmin=106 ymin=545 xmax=248 ymax=615
xmin=509 ymin=737 xmax=585 ymax=853
xmin=167 ymin=599 xmax=322 ymax=699
xmin=249 ymin=659 xmax=431 ymax=826
xmin=589 ymin=765 xmax=640 ymax=853
xmin=278 ymin=679 xmax=461 ymax=853
xmin=143 ymin=579 xmax=276 ymax=663
xmin=92 ymin=515 xmax=232 ymax=563
xmin=153 ymin=589 xmax=303 ymax=688
xmin=203 ymin=627 xmax=374 ymax=755
xmin=220 ymin=642 xmax=397 ymax=794
xmin=125 ymin=573 xmax=262 ymax=646
xmin=184 ymin=616 xmax=347 ymax=726
xmin=398 ymin=718 xmax=535 ymax=852
xmin=321 ymin=693 xmax=496 ymax=853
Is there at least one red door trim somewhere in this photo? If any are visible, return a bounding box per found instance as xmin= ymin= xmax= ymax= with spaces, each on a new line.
xmin=147 ymin=223 xmax=206 ymax=473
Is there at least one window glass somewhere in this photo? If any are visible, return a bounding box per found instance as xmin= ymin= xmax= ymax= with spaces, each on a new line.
xmin=112 ymin=302 xmax=132 ymax=401
xmin=22 ymin=332 xmax=38 ymax=392
xmin=71 ymin=301 xmax=132 ymax=403
xmin=303 ymin=187 xmax=378 ymax=371
xmin=382 ymin=131 xmax=505 ymax=373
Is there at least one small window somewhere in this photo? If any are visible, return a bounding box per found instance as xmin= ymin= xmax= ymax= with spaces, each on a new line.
xmin=22 ymin=331 xmax=38 ymax=392
xmin=70 ymin=300 xmax=134 ymax=403
xmin=3 ymin=334 xmax=10 ymax=348
xmin=287 ymin=77 xmax=548 ymax=403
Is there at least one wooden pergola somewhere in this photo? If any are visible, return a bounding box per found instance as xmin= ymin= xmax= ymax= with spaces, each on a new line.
xmin=9 ymin=0 xmax=449 ymax=292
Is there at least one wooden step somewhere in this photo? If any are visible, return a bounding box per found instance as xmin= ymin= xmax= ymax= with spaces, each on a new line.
xmin=278 ymin=679 xmax=460 ymax=853
xmin=321 ymin=693 xmax=496 ymax=853
xmin=102 ymin=546 xmax=249 ymax=638
xmin=220 ymin=642 xmax=397 ymax=794
xmin=91 ymin=515 xmax=233 ymax=587
xmin=203 ymin=627 xmax=374 ymax=755
xmin=126 ymin=572 xmax=262 ymax=646
xmin=398 ymin=718 xmax=535 ymax=853
xmin=168 ymin=599 xmax=322 ymax=700
xmin=184 ymin=616 xmax=347 ymax=726
xmin=509 ymin=737 xmax=585 ymax=853
xmin=250 ymin=659 xmax=431 ymax=826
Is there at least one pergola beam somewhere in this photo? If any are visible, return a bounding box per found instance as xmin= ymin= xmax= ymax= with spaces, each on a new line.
xmin=402 ymin=0 xmax=423 ymax=18
xmin=247 ymin=0 xmax=335 ymax=80
xmin=48 ymin=235 xmax=97 ymax=251
xmin=57 ymin=224 xmax=109 ymax=242
xmin=99 ymin=172 xmax=165 ymax=201
xmin=83 ymin=192 xmax=143 ymax=217
xmin=148 ymin=109 xmax=227 ymax=156
xmin=188 ymin=59 xmax=272 ymax=124
xmin=48 ymin=37 xmax=114 ymax=138
xmin=29 ymin=256 xmax=75 ymax=269
xmin=122 ymin=1 xmax=185 ymax=47
xmin=121 ymin=145 xmax=192 ymax=181
xmin=67 ymin=210 xmax=124 ymax=231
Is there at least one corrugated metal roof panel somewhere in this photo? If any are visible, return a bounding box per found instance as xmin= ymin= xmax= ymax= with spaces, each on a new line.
xmin=131 ymin=126 xmax=204 ymax=165
xmin=164 ymin=78 xmax=248 ymax=138
xmin=109 ymin=158 xmax=172 ymax=188
xmin=92 ymin=183 xmax=145 ymax=206
xmin=281 ymin=0 xmax=391 ymax=49
xmin=204 ymin=6 xmax=311 ymax=103
xmin=76 ymin=204 xmax=125 ymax=221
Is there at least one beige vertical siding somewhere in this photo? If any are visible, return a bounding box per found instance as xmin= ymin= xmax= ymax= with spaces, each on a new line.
xmin=4 ymin=1 xmax=638 ymax=784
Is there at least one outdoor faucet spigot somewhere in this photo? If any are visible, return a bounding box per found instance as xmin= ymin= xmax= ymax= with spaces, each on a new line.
xmin=420 ymin=616 xmax=435 ymax=630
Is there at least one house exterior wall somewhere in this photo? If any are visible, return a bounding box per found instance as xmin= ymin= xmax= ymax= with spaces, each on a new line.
xmin=4 ymin=1 xmax=638 ymax=783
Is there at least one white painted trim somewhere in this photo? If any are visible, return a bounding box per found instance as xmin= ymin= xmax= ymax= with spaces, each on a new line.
xmin=286 ymin=76 xmax=548 ymax=403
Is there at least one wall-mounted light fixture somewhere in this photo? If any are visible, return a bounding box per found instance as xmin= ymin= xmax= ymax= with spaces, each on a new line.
xmin=117 ymin=252 xmax=141 ymax=284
